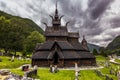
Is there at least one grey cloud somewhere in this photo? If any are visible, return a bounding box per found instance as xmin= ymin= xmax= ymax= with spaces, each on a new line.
xmin=0 ymin=0 xmax=118 ymax=47
xmin=89 ymin=0 xmax=113 ymax=19
xmin=110 ymin=17 xmax=120 ymax=28
xmin=0 ymin=1 xmax=6 ymax=8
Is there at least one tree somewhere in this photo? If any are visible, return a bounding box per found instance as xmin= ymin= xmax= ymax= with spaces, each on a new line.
xmin=0 ymin=16 xmax=25 ymax=55
xmin=99 ymin=47 xmax=109 ymax=57
xmin=93 ymin=49 xmax=98 ymax=55
xmin=0 ymin=16 xmax=11 ymax=54
xmin=9 ymin=25 xmax=25 ymax=55
xmin=0 ymin=15 xmax=44 ymax=56
xmin=23 ymin=31 xmax=45 ymax=56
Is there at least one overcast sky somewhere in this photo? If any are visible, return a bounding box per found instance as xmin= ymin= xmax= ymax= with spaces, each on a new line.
xmin=0 ymin=0 xmax=120 ymax=47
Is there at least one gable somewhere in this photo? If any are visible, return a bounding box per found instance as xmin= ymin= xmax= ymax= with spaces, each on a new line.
xmin=47 ymin=49 xmax=64 ymax=59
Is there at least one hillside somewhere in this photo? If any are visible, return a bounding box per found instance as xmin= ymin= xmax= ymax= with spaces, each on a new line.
xmin=0 ymin=10 xmax=43 ymax=34
xmin=107 ymin=35 xmax=120 ymax=50
xmin=88 ymin=43 xmax=100 ymax=53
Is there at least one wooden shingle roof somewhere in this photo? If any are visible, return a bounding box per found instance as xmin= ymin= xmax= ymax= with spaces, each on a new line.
xmin=45 ymin=27 xmax=68 ymax=36
xmin=32 ymin=51 xmax=49 ymax=59
xmin=68 ymin=33 xmax=79 ymax=38
xmin=62 ymin=51 xmax=79 ymax=59
xmin=35 ymin=41 xmax=75 ymax=51
xmin=77 ymin=51 xmax=95 ymax=58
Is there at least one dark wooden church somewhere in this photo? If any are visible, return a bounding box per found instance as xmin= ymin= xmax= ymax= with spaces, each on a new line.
xmin=32 ymin=4 xmax=96 ymax=67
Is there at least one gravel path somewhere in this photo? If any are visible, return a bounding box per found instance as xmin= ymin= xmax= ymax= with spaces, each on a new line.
xmin=58 ymin=66 xmax=104 ymax=70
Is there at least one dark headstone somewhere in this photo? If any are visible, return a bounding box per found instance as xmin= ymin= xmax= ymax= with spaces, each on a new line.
xmin=49 ymin=65 xmax=52 ymax=72
xmin=0 ymin=52 xmax=3 ymax=56
xmin=26 ymin=69 xmax=37 ymax=77
xmin=0 ymin=59 xmax=2 ymax=62
xmin=54 ymin=65 xmax=59 ymax=73
xmin=106 ymin=75 xmax=109 ymax=80
xmin=110 ymin=69 xmax=114 ymax=74
xmin=22 ymin=66 xmax=29 ymax=71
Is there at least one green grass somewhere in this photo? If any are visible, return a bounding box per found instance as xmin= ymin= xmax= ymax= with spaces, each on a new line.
xmin=100 ymin=67 xmax=117 ymax=80
xmin=0 ymin=56 xmax=118 ymax=80
xmin=38 ymin=68 xmax=74 ymax=80
xmin=10 ymin=69 xmax=24 ymax=76
xmin=10 ymin=68 xmax=105 ymax=80
xmin=38 ymin=69 xmax=106 ymax=80
xmin=96 ymin=55 xmax=108 ymax=62
xmin=80 ymin=70 xmax=104 ymax=80
xmin=115 ymin=59 xmax=120 ymax=63
xmin=95 ymin=55 xmax=109 ymax=66
xmin=0 ymin=56 xmax=31 ymax=69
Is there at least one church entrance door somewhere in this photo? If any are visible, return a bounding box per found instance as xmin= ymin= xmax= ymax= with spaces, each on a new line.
xmin=53 ymin=52 xmax=59 ymax=65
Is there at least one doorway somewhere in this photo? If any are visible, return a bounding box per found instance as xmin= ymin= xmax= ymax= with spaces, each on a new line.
xmin=53 ymin=52 xmax=59 ymax=65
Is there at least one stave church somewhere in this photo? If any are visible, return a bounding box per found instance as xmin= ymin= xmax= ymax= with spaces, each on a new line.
xmin=32 ymin=4 xmax=96 ymax=67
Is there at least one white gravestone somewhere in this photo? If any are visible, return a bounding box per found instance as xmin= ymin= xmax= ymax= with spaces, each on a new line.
xmin=75 ymin=63 xmax=79 ymax=80
xmin=117 ymin=71 xmax=120 ymax=80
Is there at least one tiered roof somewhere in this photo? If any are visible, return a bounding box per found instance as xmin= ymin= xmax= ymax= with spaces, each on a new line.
xmin=32 ymin=3 xmax=95 ymax=60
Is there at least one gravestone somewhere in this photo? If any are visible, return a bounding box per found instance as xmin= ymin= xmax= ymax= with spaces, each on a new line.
xmin=0 ymin=58 xmax=2 ymax=62
xmin=49 ymin=65 xmax=52 ymax=72
xmin=18 ymin=56 xmax=22 ymax=60
xmin=54 ymin=65 xmax=59 ymax=73
xmin=117 ymin=71 xmax=120 ymax=80
xmin=106 ymin=75 xmax=109 ymax=80
xmin=26 ymin=69 xmax=37 ymax=77
xmin=52 ymin=66 xmax=55 ymax=73
xmin=0 ymin=52 xmax=3 ymax=56
xmin=25 ymin=66 xmax=38 ymax=78
xmin=106 ymin=75 xmax=113 ymax=80
xmin=11 ymin=55 xmax=14 ymax=62
xmin=34 ymin=65 xmax=38 ymax=70
xmin=22 ymin=65 xmax=29 ymax=71
xmin=104 ymin=61 xmax=109 ymax=68
xmin=75 ymin=63 xmax=79 ymax=80
xmin=110 ymin=69 xmax=114 ymax=75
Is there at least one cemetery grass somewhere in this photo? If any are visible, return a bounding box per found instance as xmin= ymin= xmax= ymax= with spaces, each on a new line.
xmin=115 ymin=59 xmax=120 ymax=63
xmin=96 ymin=55 xmax=108 ymax=62
xmin=38 ymin=68 xmax=106 ymax=80
xmin=0 ymin=56 xmax=31 ymax=69
xmin=10 ymin=68 xmax=104 ymax=80
xmin=1 ymin=55 xmax=118 ymax=80
xmin=10 ymin=69 xmax=24 ymax=76
xmin=100 ymin=67 xmax=117 ymax=80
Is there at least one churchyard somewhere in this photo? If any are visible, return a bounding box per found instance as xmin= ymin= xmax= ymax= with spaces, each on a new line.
xmin=0 ymin=56 xmax=31 ymax=69
xmin=0 ymin=55 xmax=120 ymax=80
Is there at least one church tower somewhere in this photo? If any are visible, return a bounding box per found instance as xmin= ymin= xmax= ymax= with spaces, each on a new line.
xmin=52 ymin=2 xmax=61 ymax=31
xmin=81 ymin=35 xmax=89 ymax=50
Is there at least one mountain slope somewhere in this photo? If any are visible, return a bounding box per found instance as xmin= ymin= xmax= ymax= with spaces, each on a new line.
xmin=0 ymin=10 xmax=44 ymax=34
xmin=107 ymin=35 xmax=120 ymax=50
xmin=88 ymin=43 xmax=100 ymax=53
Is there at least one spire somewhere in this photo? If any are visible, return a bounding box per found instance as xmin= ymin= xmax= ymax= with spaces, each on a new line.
xmin=54 ymin=1 xmax=59 ymax=19
xmin=83 ymin=35 xmax=85 ymax=39
xmin=82 ymin=35 xmax=87 ymax=43
xmin=55 ymin=1 xmax=58 ymax=15
xmin=82 ymin=35 xmax=89 ymax=50
xmin=52 ymin=1 xmax=61 ymax=26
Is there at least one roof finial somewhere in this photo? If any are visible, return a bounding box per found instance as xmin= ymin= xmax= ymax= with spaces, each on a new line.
xmin=83 ymin=35 xmax=85 ymax=39
xmin=56 ymin=1 xmax=57 ymax=10
xmin=55 ymin=1 xmax=58 ymax=15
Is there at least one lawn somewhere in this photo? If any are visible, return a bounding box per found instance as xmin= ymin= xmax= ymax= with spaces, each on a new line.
xmin=10 ymin=68 xmax=104 ymax=80
xmin=115 ymin=59 xmax=120 ymax=63
xmin=0 ymin=55 xmax=119 ymax=80
xmin=0 ymin=56 xmax=31 ymax=69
